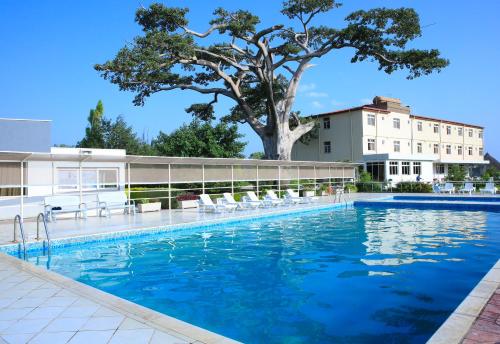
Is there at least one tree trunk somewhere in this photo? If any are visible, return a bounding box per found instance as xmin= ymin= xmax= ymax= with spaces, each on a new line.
xmin=261 ymin=121 xmax=316 ymax=160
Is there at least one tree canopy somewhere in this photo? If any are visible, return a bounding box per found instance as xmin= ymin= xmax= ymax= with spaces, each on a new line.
xmin=152 ymin=119 xmax=246 ymax=158
xmin=96 ymin=0 xmax=448 ymax=160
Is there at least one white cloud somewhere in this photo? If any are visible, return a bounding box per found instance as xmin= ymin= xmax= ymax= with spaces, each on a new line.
xmin=307 ymin=91 xmax=328 ymax=98
xmin=299 ymin=83 xmax=316 ymax=92
xmin=311 ymin=101 xmax=324 ymax=109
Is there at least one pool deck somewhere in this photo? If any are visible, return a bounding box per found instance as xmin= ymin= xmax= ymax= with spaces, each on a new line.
xmin=0 ymin=193 xmax=498 ymax=343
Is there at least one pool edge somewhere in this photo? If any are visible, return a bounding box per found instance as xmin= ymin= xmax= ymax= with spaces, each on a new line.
xmin=0 ymin=251 xmax=240 ymax=344
xmin=426 ymin=259 xmax=500 ymax=344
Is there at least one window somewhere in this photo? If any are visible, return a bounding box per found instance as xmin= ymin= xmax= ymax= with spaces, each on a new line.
xmin=57 ymin=168 xmax=118 ymax=192
xmin=433 ymin=144 xmax=439 ymax=154
xmin=323 ymin=117 xmax=330 ymax=129
xmin=457 ymin=145 xmax=463 ymax=155
xmin=393 ymin=118 xmax=400 ymax=129
xmin=468 ymin=146 xmax=473 ymax=156
xmin=446 ymin=126 xmax=451 ymax=135
xmin=435 ymin=164 xmax=445 ymax=174
xmin=446 ymin=145 xmax=451 ymax=155
xmin=417 ymin=121 xmax=422 ymax=131
xmin=367 ymin=138 xmax=376 ymax=151
xmin=413 ymin=162 xmax=422 ymax=175
xmin=417 ymin=142 xmax=422 ymax=153
xmin=401 ymin=161 xmax=410 ymax=175
xmin=366 ymin=162 xmax=385 ymax=182
xmin=468 ymin=129 xmax=473 ymax=137
xmin=367 ymin=114 xmax=376 ymax=126
xmin=433 ymin=124 xmax=439 ymax=133
xmin=323 ymin=141 xmax=331 ymax=153
xmin=458 ymin=127 xmax=463 ymax=136
xmin=478 ymin=130 xmax=483 ymax=138
xmin=479 ymin=147 xmax=483 ymax=156
xmin=393 ymin=140 xmax=400 ymax=152
xmin=389 ymin=161 xmax=399 ymax=175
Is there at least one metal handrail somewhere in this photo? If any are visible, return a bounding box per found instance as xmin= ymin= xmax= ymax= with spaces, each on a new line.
xmin=36 ymin=213 xmax=51 ymax=253
xmin=13 ymin=215 xmax=26 ymax=258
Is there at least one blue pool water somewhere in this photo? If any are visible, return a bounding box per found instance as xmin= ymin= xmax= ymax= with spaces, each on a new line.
xmin=24 ymin=206 xmax=500 ymax=343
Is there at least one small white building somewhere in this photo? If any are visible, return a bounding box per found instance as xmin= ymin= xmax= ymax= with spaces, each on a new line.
xmin=292 ymin=96 xmax=488 ymax=183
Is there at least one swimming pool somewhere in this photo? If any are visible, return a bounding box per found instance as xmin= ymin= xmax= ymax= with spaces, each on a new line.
xmin=19 ymin=205 xmax=500 ymax=343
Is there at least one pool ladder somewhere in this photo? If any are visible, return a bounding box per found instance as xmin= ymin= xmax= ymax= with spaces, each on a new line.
xmin=13 ymin=213 xmax=51 ymax=259
xmin=332 ymin=189 xmax=351 ymax=207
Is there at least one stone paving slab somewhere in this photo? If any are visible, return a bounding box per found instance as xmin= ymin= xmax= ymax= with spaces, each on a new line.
xmin=0 ymin=253 xmax=238 ymax=344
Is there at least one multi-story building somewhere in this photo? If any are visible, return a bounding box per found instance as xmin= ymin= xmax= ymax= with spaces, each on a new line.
xmin=292 ymin=96 xmax=488 ymax=183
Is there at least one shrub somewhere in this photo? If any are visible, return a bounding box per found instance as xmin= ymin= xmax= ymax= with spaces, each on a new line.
xmin=395 ymin=182 xmax=433 ymax=193
xmin=344 ymin=184 xmax=357 ymax=193
xmin=356 ymin=182 xmax=382 ymax=192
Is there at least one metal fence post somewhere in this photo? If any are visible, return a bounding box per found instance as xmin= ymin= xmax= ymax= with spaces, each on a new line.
xmin=256 ymin=165 xmax=260 ymax=197
xmin=20 ymin=161 xmax=24 ymax=219
xmin=231 ymin=165 xmax=234 ymax=195
xmin=278 ymin=165 xmax=281 ymax=195
xmin=168 ymin=164 xmax=172 ymax=210
xmin=314 ymin=166 xmax=317 ymax=195
xmin=127 ymin=162 xmax=131 ymax=203
xmin=202 ymin=164 xmax=205 ymax=194
xmin=297 ymin=166 xmax=300 ymax=193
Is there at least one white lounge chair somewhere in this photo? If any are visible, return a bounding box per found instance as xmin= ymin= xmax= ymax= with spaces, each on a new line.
xmin=245 ymin=191 xmax=272 ymax=208
xmin=432 ymin=184 xmax=441 ymax=193
xmin=480 ymin=182 xmax=497 ymax=195
xmin=98 ymin=191 xmax=136 ymax=217
xmin=223 ymin=193 xmax=259 ymax=210
xmin=285 ymin=189 xmax=318 ymax=203
xmin=198 ymin=194 xmax=235 ymax=213
xmin=44 ymin=195 xmax=87 ymax=222
xmin=459 ymin=182 xmax=475 ymax=195
xmin=265 ymin=190 xmax=285 ymax=206
xmin=439 ymin=183 xmax=455 ymax=194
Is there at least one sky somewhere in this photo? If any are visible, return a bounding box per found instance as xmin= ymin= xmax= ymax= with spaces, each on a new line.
xmin=0 ymin=0 xmax=499 ymax=157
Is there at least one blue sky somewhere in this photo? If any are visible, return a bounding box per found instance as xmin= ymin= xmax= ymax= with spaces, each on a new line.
xmin=0 ymin=0 xmax=499 ymax=157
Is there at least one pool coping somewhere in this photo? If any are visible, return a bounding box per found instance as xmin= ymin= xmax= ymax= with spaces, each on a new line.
xmin=426 ymin=259 xmax=500 ymax=344
xmin=0 ymin=251 xmax=239 ymax=344
xmin=0 ymin=201 xmax=353 ymax=255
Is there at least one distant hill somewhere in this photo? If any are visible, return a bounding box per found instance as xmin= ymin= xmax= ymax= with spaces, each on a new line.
xmin=485 ymin=153 xmax=500 ymax=170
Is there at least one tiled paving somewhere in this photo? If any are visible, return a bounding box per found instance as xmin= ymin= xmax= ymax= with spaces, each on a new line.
xmin=0 ymin=252 xmax=236 ymax=344
xmin=461 ymin=288 xmax=500 ymax=343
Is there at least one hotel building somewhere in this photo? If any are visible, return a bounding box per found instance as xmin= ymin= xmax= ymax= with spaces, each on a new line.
xmin=292 ymin=96 xmax=488 ymax=183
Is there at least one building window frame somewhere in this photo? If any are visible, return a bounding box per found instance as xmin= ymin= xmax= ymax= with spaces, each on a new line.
xmin=435 ymin=164 xmax=445 ymax=174
xmin=367 ymin=138 xmax=376 ymax=151
xmin=389 ymin=161 xmax=399 ymax=175
xmin=458 ymin=127 xmax=463 ymax=136
xmin=323 ymin=141 xmax=331 ymax=154
xmin=401 ymin=161 xmax=410 ymax=175
xmin=417 ymin=121 xmax=423 ymax=131
xmin=323 ymin=117 xmax=330 ymax=129
xmin=367 ymin=114 xmax=376 ymax=126
xmin=478 ymin=130 xmax=483 ymax=139
xmin=479 ymin=147 xmax=483 ymax=156
xmin=468 ymin=129 xmax=473 ymax=137
xmin=433 ymin=124 xmax=439 ymax=134
xmin=393 ymin=118 xmax=400 ymax=129
xmin=468 ymin=146 xmax=473 ymax=156
xmin=413 ymin=162 xmax=422 ymax=175
xmin=433 ymin=144 xmax=439 ymax=154
xmin=457 ymin=145 xmax=463 ymax=155
xmin=393 ymin=140 xmax=400 ymax=152
xmin=417 ymin=142 xmax=422 ymax=153
xmin=446 ymin=126 xmax=452 ymax=135
xmin=446 ymin=145 xmax=452 ymax=155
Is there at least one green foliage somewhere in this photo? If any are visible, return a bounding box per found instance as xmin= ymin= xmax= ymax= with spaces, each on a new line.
xmin=356 ymin=182 xmax=382 ymax=192
xmin=358 ymin=171 xmax=373 ymax=183
xmin=344 ymin=183 xmax=357 ymax=193
xmin=249 ymin=152 xmax=265 ymax=160
xmin=152 ymin=119 xmax=246 ymax=158
xmin=482 ymin=167 xmax=500 ymax=181
xmin=446 ymin=165 xmax=467 ymax=181
xmin=395 ymin=182 xmax=433 ymax=193
xmin=77 ymin=101 xmax=152 ymax=155
xmin=95 ymin=1 xmax=448 ymax=158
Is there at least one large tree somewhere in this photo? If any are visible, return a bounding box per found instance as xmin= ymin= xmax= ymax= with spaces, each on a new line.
xmin=95 ymin=0 xmax=448 ymax=160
